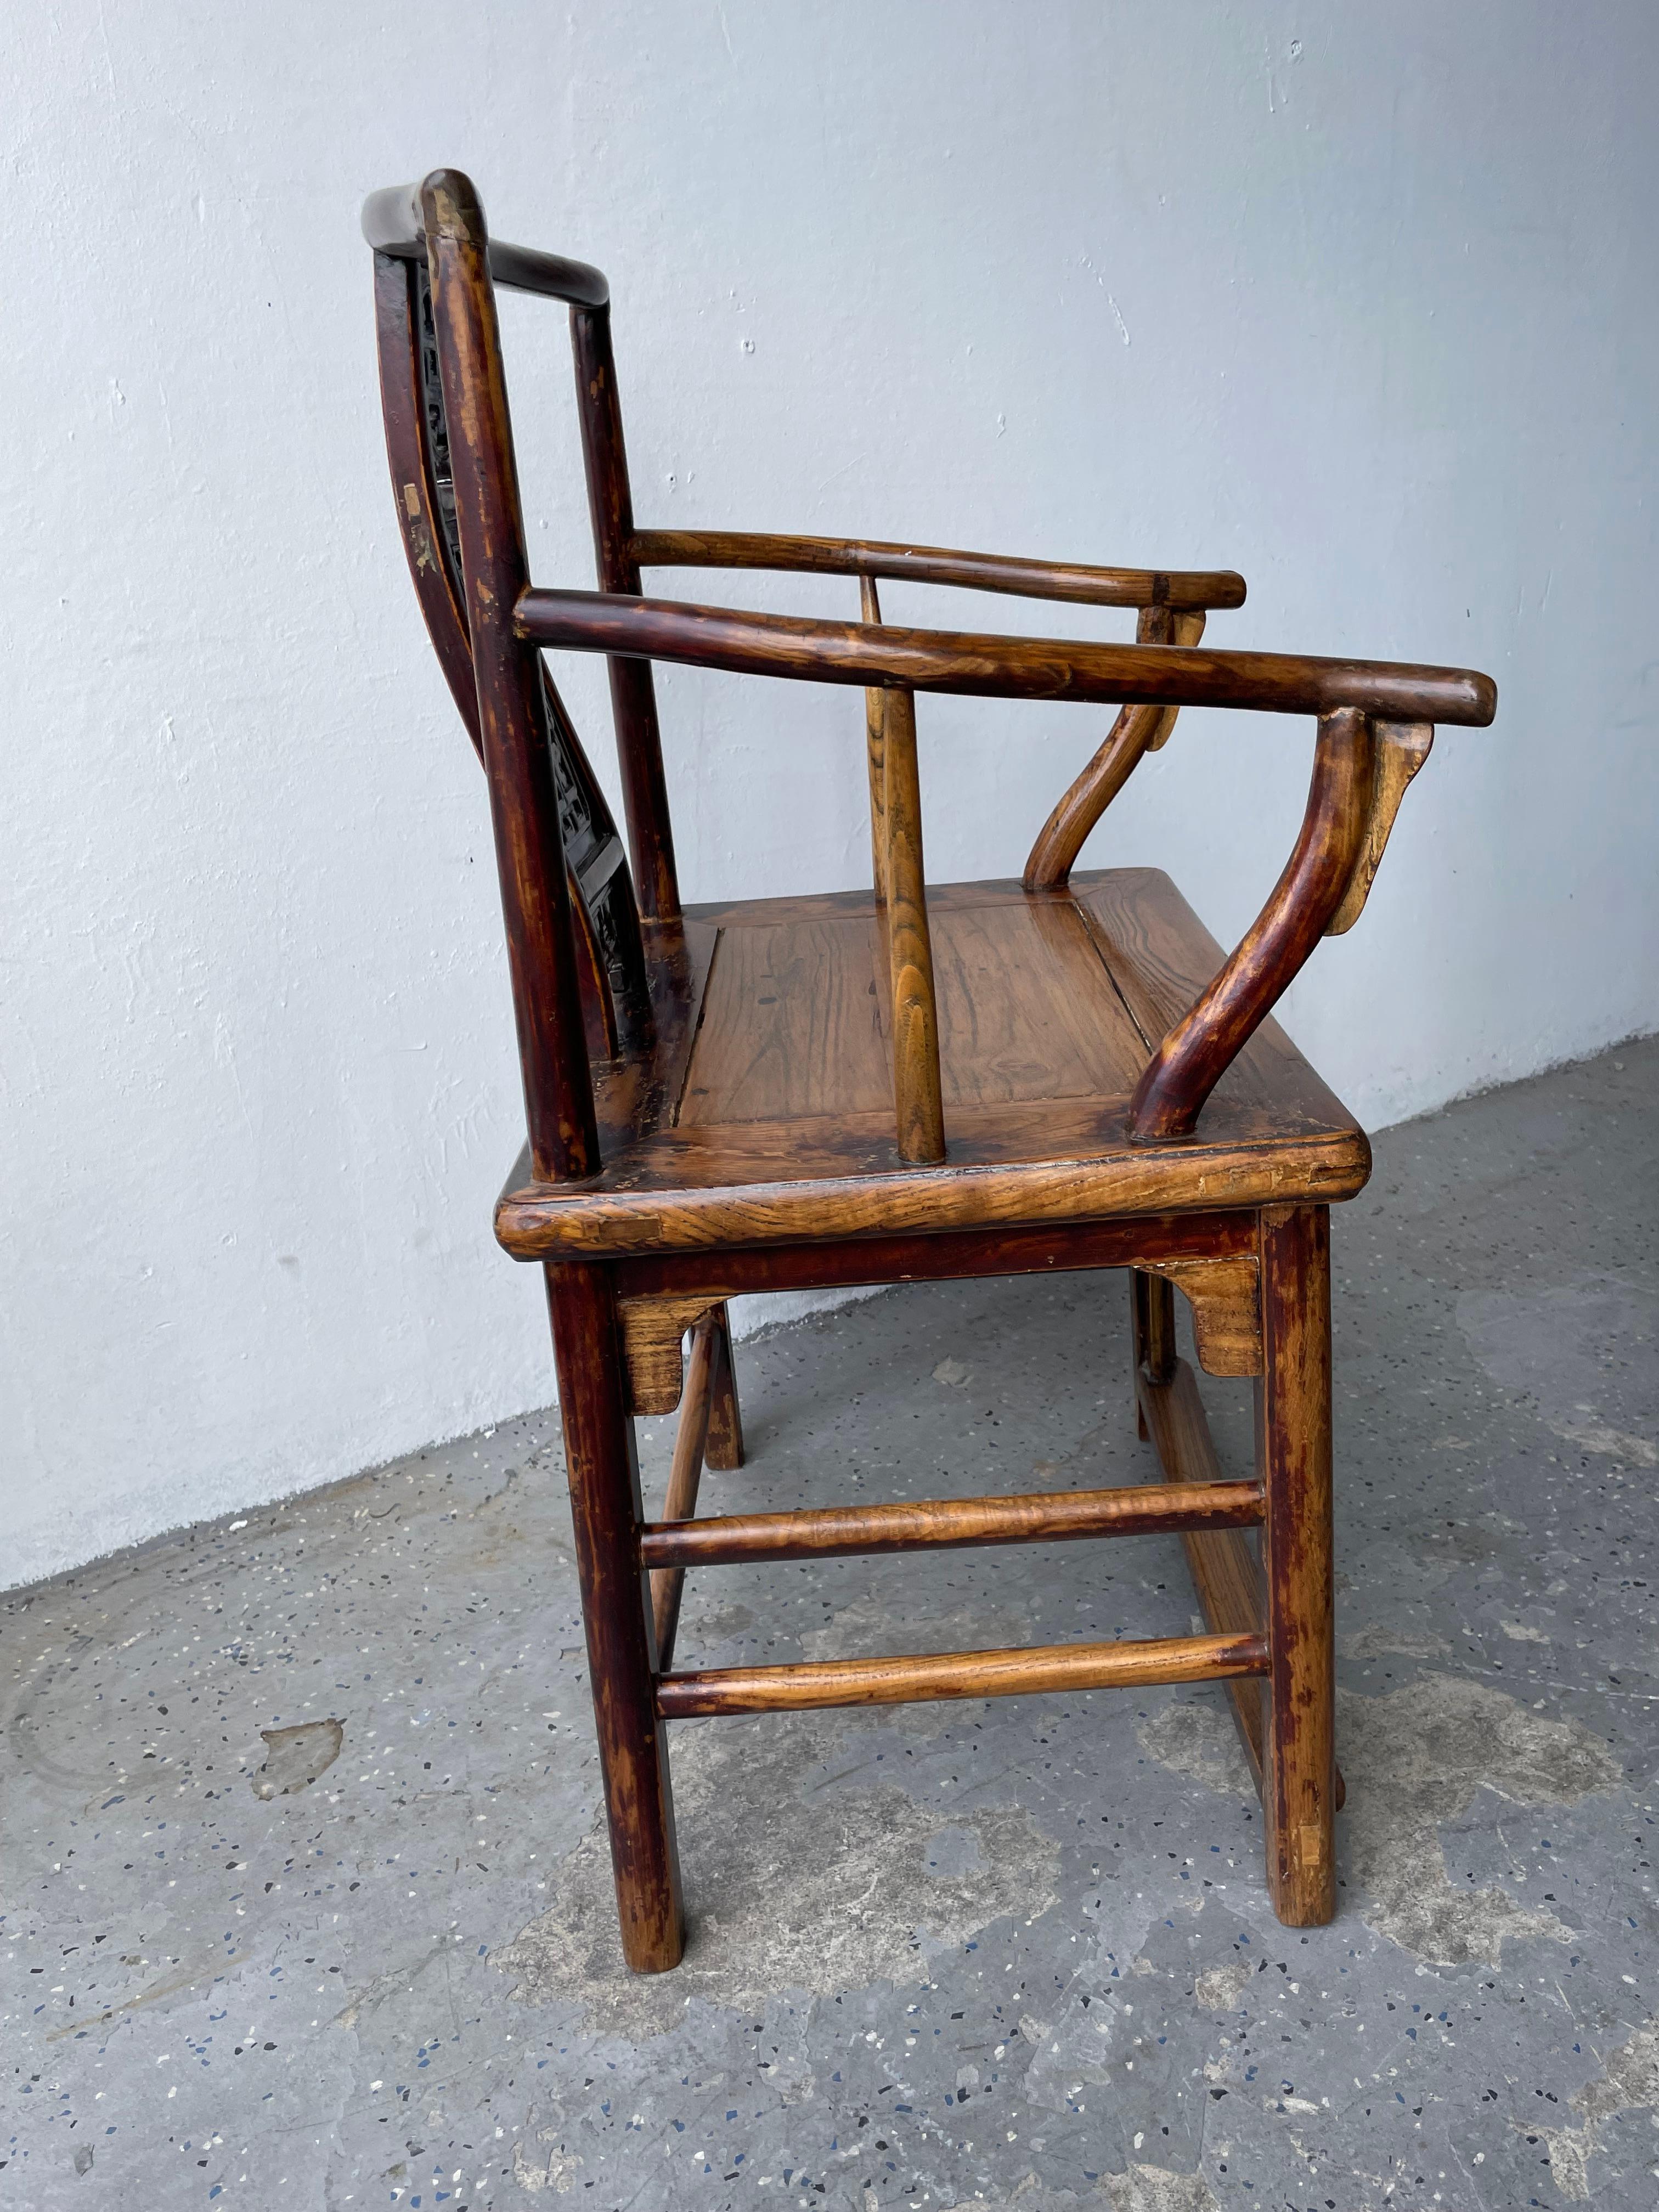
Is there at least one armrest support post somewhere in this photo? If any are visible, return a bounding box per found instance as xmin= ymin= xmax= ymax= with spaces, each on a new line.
xmin=860 ymin=575 xmax=889 ymax=906
xmin=878 ymin=685 xmax=946 ymax=1165
xmin=1127 ymin=709 xmax=1376 ymax=1143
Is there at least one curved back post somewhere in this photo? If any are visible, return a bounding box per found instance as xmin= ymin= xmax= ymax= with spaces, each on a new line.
xmin=369 ymin=215 xmax=655 ymax=1059
xmin=365 ymin=179 xmax=681 ymax=930
xmin=418 ymin=168 xmax=600 ymax=1182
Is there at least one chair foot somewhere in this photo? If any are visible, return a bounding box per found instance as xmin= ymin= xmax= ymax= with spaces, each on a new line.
xmin=1257 ymin=1205 xmax=1336 ymax=1927
xmin=546 ymin=1262 xmax=686 ymax=1973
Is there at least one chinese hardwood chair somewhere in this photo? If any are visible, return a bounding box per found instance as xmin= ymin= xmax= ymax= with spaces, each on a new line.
xmin=363 ymin=170 xmax=1496 ymax=1974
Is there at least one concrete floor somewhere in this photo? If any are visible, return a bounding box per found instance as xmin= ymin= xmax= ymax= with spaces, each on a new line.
xmin=4 ymin=1039 xmax=1656 ymax=2212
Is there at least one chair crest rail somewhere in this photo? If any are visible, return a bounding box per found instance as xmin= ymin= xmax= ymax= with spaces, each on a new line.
xmin=362 ymin=180 xmax=610 ymax=306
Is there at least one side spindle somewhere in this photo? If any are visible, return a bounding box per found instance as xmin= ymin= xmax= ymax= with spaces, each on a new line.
xmin=878 ymin=684 xmax=946 ymax=1164
xmin=860 ymin=575 xmax=889 ymax=905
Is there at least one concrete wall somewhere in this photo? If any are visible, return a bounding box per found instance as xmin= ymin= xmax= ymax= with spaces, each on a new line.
xmin=7 ymin=2 xmax=1657 ymax=1587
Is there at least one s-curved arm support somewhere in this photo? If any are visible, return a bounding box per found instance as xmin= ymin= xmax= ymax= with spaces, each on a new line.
xmin=1127 ymin=708 xmax=1376 ymax=1142
xmin=1023 ymin=606 xmax=1207 ymax=889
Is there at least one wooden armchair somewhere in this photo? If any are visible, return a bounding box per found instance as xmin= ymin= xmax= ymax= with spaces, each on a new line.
xmin=363 ymin=170 xmax=1496 ymax=1974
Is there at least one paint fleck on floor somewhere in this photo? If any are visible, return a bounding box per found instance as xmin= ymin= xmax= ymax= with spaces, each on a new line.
xmin=2 ymin=1038 xmax=1655 ymax=2209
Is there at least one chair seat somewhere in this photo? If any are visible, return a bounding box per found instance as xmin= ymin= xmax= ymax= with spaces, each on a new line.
xmin=495 ymin=867 xmax=1370 ymax=1259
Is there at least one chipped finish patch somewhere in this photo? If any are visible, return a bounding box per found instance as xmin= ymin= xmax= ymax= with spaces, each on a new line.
xmin=252 ymin=1716 xmax=343 ymax=1799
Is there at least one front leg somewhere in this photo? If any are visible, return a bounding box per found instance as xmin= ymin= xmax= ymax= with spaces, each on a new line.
xmin=1257 ymin=1204 xmax=1337 ymax=1926
xmin=546 ymin=1262 xmax=686 ymax=1972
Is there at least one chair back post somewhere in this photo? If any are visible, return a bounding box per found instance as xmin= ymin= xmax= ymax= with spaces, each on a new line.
xmin=421 ymin=168 xmax=600 ymax=1182
xmin=569 ymin=303 xmax=682 ymax=926
xmin=369 ymin=244 xmax=631 ymax=1063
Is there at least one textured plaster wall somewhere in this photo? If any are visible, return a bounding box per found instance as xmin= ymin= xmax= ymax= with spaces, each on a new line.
xmin=5 ymin=1 xmax=1657 ymax=1585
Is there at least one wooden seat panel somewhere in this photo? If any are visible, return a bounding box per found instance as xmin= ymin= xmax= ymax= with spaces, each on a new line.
xmin=495 ymin=867 xmax=1371 ymax=1257
xmin=929 ymin=894 xmax=1148 ymax=1105
xmin=678 ymin=912 xmax=890 ymax=1126
xmin=678 ymin=883 xmax=1150 ymax=1127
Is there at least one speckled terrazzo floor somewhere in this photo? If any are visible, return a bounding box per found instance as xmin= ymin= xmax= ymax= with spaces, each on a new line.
xmin=4 ymin=1037 xmax=1656 ymax=2212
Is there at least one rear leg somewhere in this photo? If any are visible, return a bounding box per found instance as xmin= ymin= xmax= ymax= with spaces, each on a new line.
xmin=703 ymin=1302 xmax=745 ymax=1470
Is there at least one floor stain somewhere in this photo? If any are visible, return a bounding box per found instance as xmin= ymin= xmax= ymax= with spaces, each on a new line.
xmin=251 ymin=1716 xmax=343 ymax=1798
xmin=1459 ymin=1274 xmax=1658 ymax=1465
xmin=495 ymin=1708 xmax=1060 ymax=2036
xmin=1530 ymin=2017 xmax=1659 ymax=2200
xmin=1340 ymin=1674 xmax=1621 ymax=1965
xmin=1141 ymin=1675 xmax=1621 ymax=1967
xmin=1136 ymin=1697 xmax=1255 ymax=1801
xmin=1101 ymin=2163 xmax=1220 ymax=2211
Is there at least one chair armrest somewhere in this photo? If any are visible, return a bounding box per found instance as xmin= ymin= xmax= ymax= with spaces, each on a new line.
xmin=629 ymin=528 xmax=1244 ymax=613
xmin=514 ymin=588 xmax=1497 ymax=726
xmin=520 ymin=587 xmax=1496 ymax=1148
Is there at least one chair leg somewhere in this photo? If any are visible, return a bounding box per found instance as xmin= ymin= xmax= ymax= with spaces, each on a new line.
xmin=1130 ymin=1268 xmax=1177 ymax=1438
xmin=544 ymin=1261 xmax=685 ymax=1973
xmin=1256 ymin=1204 xmax=1336 ymax=1926
xmin=703 ymin=1302 xmax=746 ymax=1470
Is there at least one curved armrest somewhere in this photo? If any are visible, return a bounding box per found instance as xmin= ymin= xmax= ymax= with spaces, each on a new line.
xmin=520 ymin=587 xmax=1496 ymax=1148
xmin=629 ymin=528 xmax=1245 ymax=613
xmin=514 ymin=588 xmax=1497 ymax=726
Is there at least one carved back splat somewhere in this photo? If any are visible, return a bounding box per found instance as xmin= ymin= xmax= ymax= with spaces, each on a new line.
xmin=371 ymin=249 xmax=652 ymax=1058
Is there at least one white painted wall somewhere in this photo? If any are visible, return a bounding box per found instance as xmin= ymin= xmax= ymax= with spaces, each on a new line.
xmin=7 ymin=2 xmax=1657 ymax=1587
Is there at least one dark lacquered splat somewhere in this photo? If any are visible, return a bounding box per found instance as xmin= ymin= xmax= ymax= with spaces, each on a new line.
xmin=373 ymin=248 xmax=652 ymax=1057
